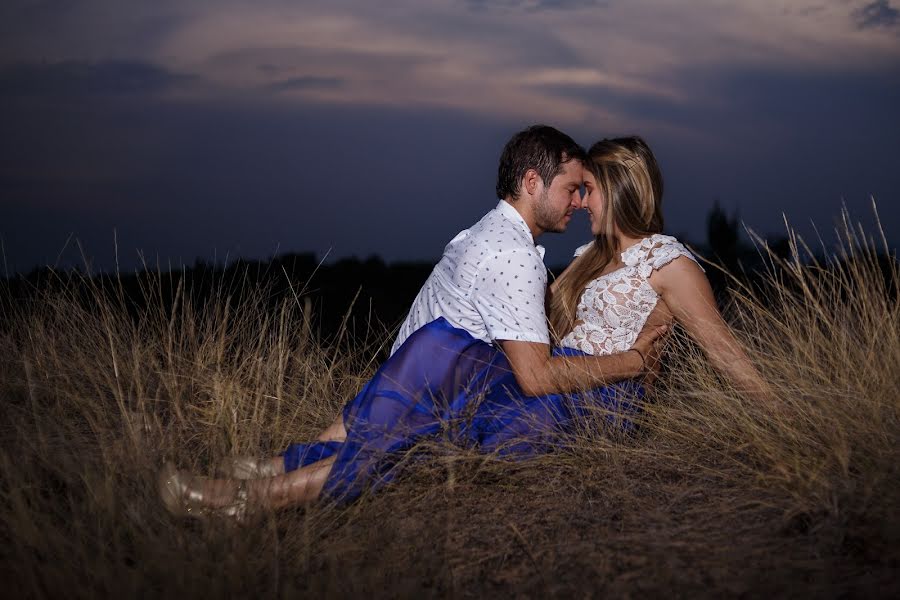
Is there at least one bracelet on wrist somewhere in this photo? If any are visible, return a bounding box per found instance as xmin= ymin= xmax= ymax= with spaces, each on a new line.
xmin=630 ymin=348 xmax=646 ymax=370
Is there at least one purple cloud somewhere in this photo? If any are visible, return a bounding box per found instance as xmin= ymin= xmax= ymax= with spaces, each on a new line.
xmin=0 ymin=60 xmax=196 ymax=97
xmin=854 ymin=0 xmax=899 ymax=30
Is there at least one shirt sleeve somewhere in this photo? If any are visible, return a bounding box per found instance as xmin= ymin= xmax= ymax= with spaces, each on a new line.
xmin=469 ymin=248 xmax=549 ymax=344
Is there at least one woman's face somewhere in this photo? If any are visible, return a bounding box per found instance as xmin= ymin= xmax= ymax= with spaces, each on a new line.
xmin=581 ymin=169 xmax=605 ymax=236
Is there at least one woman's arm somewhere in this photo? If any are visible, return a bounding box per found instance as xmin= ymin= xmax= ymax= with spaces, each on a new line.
xmin=650 ymin=257 xmax=771 ymax=400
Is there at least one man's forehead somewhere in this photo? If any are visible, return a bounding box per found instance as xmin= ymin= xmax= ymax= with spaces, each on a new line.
xmin=557 ymin=159 xmax=584 ymax=182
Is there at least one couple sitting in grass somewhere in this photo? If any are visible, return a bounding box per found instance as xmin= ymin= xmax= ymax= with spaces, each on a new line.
xmin=159 ymin=125 xmax=768 ymax=520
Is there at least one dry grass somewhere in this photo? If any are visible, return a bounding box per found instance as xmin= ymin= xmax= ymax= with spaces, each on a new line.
xmin=1 ymin=219 xmax=898 ymax=598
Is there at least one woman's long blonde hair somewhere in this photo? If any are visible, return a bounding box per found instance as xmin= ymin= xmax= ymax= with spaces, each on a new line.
xmin=548 ymin=136 xmax=665 ymax=340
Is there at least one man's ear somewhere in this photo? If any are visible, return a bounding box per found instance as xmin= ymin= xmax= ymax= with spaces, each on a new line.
xmin=523 ymin=168 xmax=541 ymax=197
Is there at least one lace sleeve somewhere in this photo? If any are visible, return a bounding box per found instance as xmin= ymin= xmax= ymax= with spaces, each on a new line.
xmin=647 ymin=238 xmax=704 ymax=272
xmin=573 ymin=242 xmax=593 ymax=258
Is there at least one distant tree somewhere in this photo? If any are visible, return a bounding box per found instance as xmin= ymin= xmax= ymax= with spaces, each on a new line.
xmin=707 ymin=200 xmax=741 ymax=274
xmin=702 ymin=200 xmax=746 ymax=298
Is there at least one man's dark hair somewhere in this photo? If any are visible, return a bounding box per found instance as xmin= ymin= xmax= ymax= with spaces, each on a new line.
xmin=496 ymin=125 xmax=586 ymax=200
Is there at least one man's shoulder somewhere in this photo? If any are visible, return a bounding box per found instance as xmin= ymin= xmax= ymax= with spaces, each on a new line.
xmin=453 ymin=227 xmax=543 ymax=268
xmin=461 ymin=211 xmax=538 ymax=254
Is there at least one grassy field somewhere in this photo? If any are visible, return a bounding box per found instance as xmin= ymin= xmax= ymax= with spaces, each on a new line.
xmin=1 ymin=222 xmax=898 ymax=598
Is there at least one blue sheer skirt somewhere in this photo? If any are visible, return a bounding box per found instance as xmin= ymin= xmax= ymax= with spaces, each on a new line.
xmin=283 ymin=318 xmax=643 ymax=502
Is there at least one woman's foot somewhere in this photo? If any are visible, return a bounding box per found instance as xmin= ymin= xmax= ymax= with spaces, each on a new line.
xmin=215 ymin=456 xmax=284 ymax=480
xmin=158 ymin=462 xmax=248 ymax=522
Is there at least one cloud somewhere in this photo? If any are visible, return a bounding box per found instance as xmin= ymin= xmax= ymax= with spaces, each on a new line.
xmin=854 ymin=0 xmax=900 ymax=29
xmin=3 ymin=1 xmax=899 ymax=127
xmin=0 ymin=60 xmax=197 ymax=97
xmin=2 ymin=0 xmax=900 ymax=274
xmin=464 ymin=0 xmax=602 ymax=11
xmin=265 ymin=75 xmax=344 ymax=93
xmin=156 ymin=2 xmax=900 ymax=125
xmin=0 ymin=2 xmax=193 ymax=65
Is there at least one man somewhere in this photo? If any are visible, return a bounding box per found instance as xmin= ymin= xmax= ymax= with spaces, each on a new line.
xmin=308 ymin=124 xmax=660 ymax=446
xmin=392 ymin=124 xmax=661 ymax=396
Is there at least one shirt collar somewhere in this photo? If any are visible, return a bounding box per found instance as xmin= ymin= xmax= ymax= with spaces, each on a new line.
xmin=495 ymin=200 xmax=546 ymax=259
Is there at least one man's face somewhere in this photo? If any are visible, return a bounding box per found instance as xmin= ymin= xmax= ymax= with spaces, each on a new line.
xmin=534 ymin=159 xmax=584 ymax=234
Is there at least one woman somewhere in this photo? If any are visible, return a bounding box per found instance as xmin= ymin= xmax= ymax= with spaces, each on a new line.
xmin=159 ymin=136 xmax=766 ymax=520
xmin=548 ymin=137 xmax=764 ymax=396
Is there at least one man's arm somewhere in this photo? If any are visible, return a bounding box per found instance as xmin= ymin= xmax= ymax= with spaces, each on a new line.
xmin=498 ymin=324 xmax=667 ymax=396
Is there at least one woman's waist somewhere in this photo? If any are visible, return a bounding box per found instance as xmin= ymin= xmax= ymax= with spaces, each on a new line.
xmin=560 ymin=325 xmax=639 ymax=350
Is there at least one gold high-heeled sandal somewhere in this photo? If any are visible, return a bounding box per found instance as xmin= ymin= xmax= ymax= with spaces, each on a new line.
xmin=158 ymin=462 xmax=248 ymax=522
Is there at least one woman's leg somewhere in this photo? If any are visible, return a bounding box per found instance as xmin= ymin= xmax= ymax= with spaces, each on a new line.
xmin=164 ymin=455 xmax=337 ymax=513
xmin=248 ymin=455 xmax=337 ymax=509
xmin=219 ymin=413 xmax=347 ymax=479
xmin=270 ymin=411 xmax=347 ymax=477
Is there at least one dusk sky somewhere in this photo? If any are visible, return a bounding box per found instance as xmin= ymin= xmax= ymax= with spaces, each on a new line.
xmin=1 ymin=0 xmax=899 ymax=274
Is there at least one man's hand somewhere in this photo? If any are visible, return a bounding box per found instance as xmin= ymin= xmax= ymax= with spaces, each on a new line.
xmin=631 ymin=323 xmax=669 ymax=384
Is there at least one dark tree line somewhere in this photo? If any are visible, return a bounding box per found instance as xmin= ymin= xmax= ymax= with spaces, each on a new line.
xmin=2 ymin=205 xmax=895 ymax=345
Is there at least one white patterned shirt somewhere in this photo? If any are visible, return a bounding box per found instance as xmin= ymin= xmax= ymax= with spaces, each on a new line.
xmin=391 ymin=201 xmax=550 ymax=354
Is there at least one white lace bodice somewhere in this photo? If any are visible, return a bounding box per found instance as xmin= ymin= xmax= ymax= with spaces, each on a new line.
xmin=559 ymin=234 xmax=701 ymax=356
